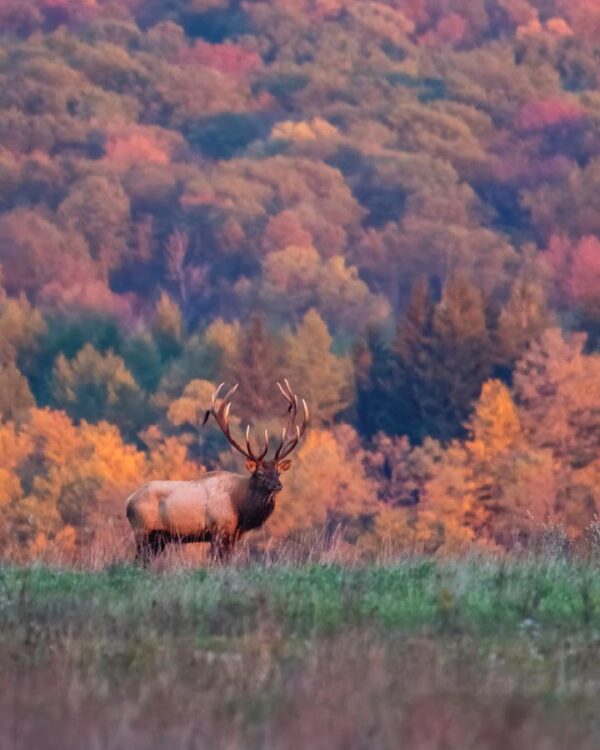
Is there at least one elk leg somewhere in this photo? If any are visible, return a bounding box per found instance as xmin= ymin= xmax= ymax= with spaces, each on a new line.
xmin=150 ymin=531 xmax=168 ymax=557
xmin=210 ymin=533 xmax=235 ymax=563
xmin=135 ymin=532 xmax=167 ymax=565
xmin=135 ymin=536 xmax=153 ymax=566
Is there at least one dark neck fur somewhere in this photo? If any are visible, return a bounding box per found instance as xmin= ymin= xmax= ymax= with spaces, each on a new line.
xmin=237 ymin=482 xmax=278 ymax=532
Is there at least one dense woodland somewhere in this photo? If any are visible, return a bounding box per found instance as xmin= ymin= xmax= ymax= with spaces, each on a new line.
xmin=3 ymin=0 xmax=600 ymax=557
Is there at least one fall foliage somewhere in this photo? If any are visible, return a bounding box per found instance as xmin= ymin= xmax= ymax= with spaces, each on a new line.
xmin=3 ymin=0 xmax=600 ymax=558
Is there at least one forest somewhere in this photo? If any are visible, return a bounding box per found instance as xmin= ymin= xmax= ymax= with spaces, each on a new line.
xmin=3 ymin=0 xmax=600 ymax=559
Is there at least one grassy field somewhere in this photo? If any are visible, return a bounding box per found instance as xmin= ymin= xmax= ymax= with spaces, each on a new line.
xmin=2 ymin=557 xmax=600 ymax=749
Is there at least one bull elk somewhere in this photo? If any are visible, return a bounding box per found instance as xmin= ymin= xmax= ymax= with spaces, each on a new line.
xmin=126 ymin=380 xmax=309 ymax=562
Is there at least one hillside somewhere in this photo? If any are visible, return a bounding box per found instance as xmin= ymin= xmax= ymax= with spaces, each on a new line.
xmin=2 ymin=0 xmax=600 ymax=556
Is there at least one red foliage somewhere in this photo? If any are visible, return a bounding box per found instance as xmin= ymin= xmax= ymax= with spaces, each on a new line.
xmin=39 ymin=256 xmax=135 ymax=322
xmin=517 ymin=98 xmax=586 ymax=133
xmin=545 ymin=235 xmax=600 ymax=310
xmin=262 ymin=211 xmax=314 ymax=255
xmin=557 ymin=0 xmax=600 ymax=41
xmin=104 ymin=133 xmax=170 ymax=166
xmin=419 ymin=13 xmax=466 ymax=46
xmin=390 ymin=0 xmax=429 ymax=26
xmin=181 ymin=41 xmax=262 ymax=78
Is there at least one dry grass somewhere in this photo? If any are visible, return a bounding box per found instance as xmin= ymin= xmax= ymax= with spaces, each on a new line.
xmin=2 ymin=557 xmax=600 ymax=749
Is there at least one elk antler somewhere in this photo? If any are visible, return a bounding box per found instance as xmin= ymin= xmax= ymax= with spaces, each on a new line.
xmin=273 ymin=379 xmax=309 ymax=461
xmin=203 ymin=383 xmax=269 ymax=463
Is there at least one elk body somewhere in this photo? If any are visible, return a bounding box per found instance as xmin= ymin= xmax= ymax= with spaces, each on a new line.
xmin=126 ymin=381 xmax=309 ymax=562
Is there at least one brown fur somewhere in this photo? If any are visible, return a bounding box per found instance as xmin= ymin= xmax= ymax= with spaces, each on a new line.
xmin=128 ymin=380 xmax=307 ymax=563
xmin=126 ymin=463 xmax=287 ymax=563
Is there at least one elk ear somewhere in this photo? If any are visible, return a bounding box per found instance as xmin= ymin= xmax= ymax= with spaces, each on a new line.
xmin=245 ymin=459 xmax=257 ymax=472
xmin=277 ymin=459 xmax=292 ymax=472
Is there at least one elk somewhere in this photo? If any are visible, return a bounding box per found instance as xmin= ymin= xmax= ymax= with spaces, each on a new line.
xmin=126 ymin=380 xmax=309 ymax=563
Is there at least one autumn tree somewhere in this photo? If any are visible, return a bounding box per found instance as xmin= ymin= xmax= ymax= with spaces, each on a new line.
xmin=58 ymin=175 xmax=131 ymax=274
xmin=282 ymin=309 xmax=353 ymax=426
xmin=0 ymin=364 xmax=35 ymax=422
xmin=266 ymin=425 xmax=377 ymax=540
xmin=0 ymin=209 xmax=90 ymax=299
xmin=513 ymin=328 xmax=600 ymax=468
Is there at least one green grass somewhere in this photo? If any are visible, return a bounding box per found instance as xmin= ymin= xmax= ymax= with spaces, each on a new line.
xmin=2 ymin=557 xmax=600 ymax=749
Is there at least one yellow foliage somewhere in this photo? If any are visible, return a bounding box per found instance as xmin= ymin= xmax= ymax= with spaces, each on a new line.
xmin=78 ymin=420 xmax=146 ymax=487
xmin=153 ymin=292 xmax=183 ymax=345
xmin=104 ymin=125 xmax=182 ymax=167
xmin=466 ymin=380 xmax=522 ymax=462
xmin=3 ymin=408 xmax=149 ymax=551
xmin=147 ymin=436 xmax=201 ymax=481
xmin=271 ymin=118 xmax=339 ymax=142
xmin=546 ymin=17 xmax=574 ymax=36
xmin=0 ymin=420 xmax=32 ymax=508
xmin=266 ymin=427 xmax=376 ymax=537
xmin=168 ymin=379 xmax=216 ymax=427
xmin=282 ymin=309 xmax=354 ymax=425
xmin=0 ymin=296 xmax=46 ymax=365
xmin=202 ymin=319 xmax=240 ymax=371
xmin=358 ymin=504 xmax=420 ymax=556
xmin=418 ymin=443 xmax=481 ymax=553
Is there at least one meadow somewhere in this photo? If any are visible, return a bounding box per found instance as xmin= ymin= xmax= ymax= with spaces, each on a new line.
xmin=2 ymin=556 xmax=600 ymax=750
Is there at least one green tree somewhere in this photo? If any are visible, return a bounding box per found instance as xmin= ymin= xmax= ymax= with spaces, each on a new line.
xmin=0 ymin=296 xmax=46 ymax=368
xmin=355 ymin=329 xmax=399 ymax=439
xmin=0 ymin=363 xmax=34 ymax=421
xmin=421 ymin=272 xmax=493 ymax=440
xmin=152 ymin=292 xmax=184 ymax=361
xmin=51 ymin=344 xmax=149 ymax=439
xmin=282 ymin=309 xmax=353 ymax=426
xmin=121 ymin=332 xmax=164 ymax=393
xmin=393 ymin=276 xmax=436 ymax=442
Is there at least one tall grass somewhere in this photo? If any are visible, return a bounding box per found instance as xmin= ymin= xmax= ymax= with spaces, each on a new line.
xmin=2 ymin=557 xmax=600 ymax=749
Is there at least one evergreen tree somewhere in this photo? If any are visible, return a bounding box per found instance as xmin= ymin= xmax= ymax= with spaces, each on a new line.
xmin=393 ymin=276 xmax=435 ymax=443
xmin=419 ymin=272 xmax=492 ymax=441
xmin=355 ymin=327 xmax=399 ymax=438
xmin=230 ymin=314 xmax=282 ymax=421
xmin=495 ymin=278 xmax=552 ymax=377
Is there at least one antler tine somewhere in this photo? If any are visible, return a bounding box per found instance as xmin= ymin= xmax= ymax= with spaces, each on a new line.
xmin=257 ymin=428 xmax=270 ymax=461
xmin=212 ymin=382 xmax=225 ymax=405
xmin=204 ymin=382 xmax=254 ymax=460
xmin=221 ymin=382 xmax=239 ymax=403
xmin=245 ymin=424 xmax=270 ymax=462
xmin=276 ymin=381 xmax=293 ymax=407
xmin=273 ymin=382 xmax=309 ymax=460
xmin=301 ymin=398 xmax=309 ymax=426
xmin=202 ymin=382 xmax=225 ymax=425
xmin=245 ymin=424 xmax=254 ymax=459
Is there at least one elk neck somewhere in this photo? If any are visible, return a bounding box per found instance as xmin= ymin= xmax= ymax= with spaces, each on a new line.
xmin=236 ymin=477 xmax=278 ymax=532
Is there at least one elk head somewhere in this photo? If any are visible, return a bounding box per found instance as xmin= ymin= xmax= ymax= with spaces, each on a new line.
xmin=202 ymin=379 xmax=309 ymax=494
